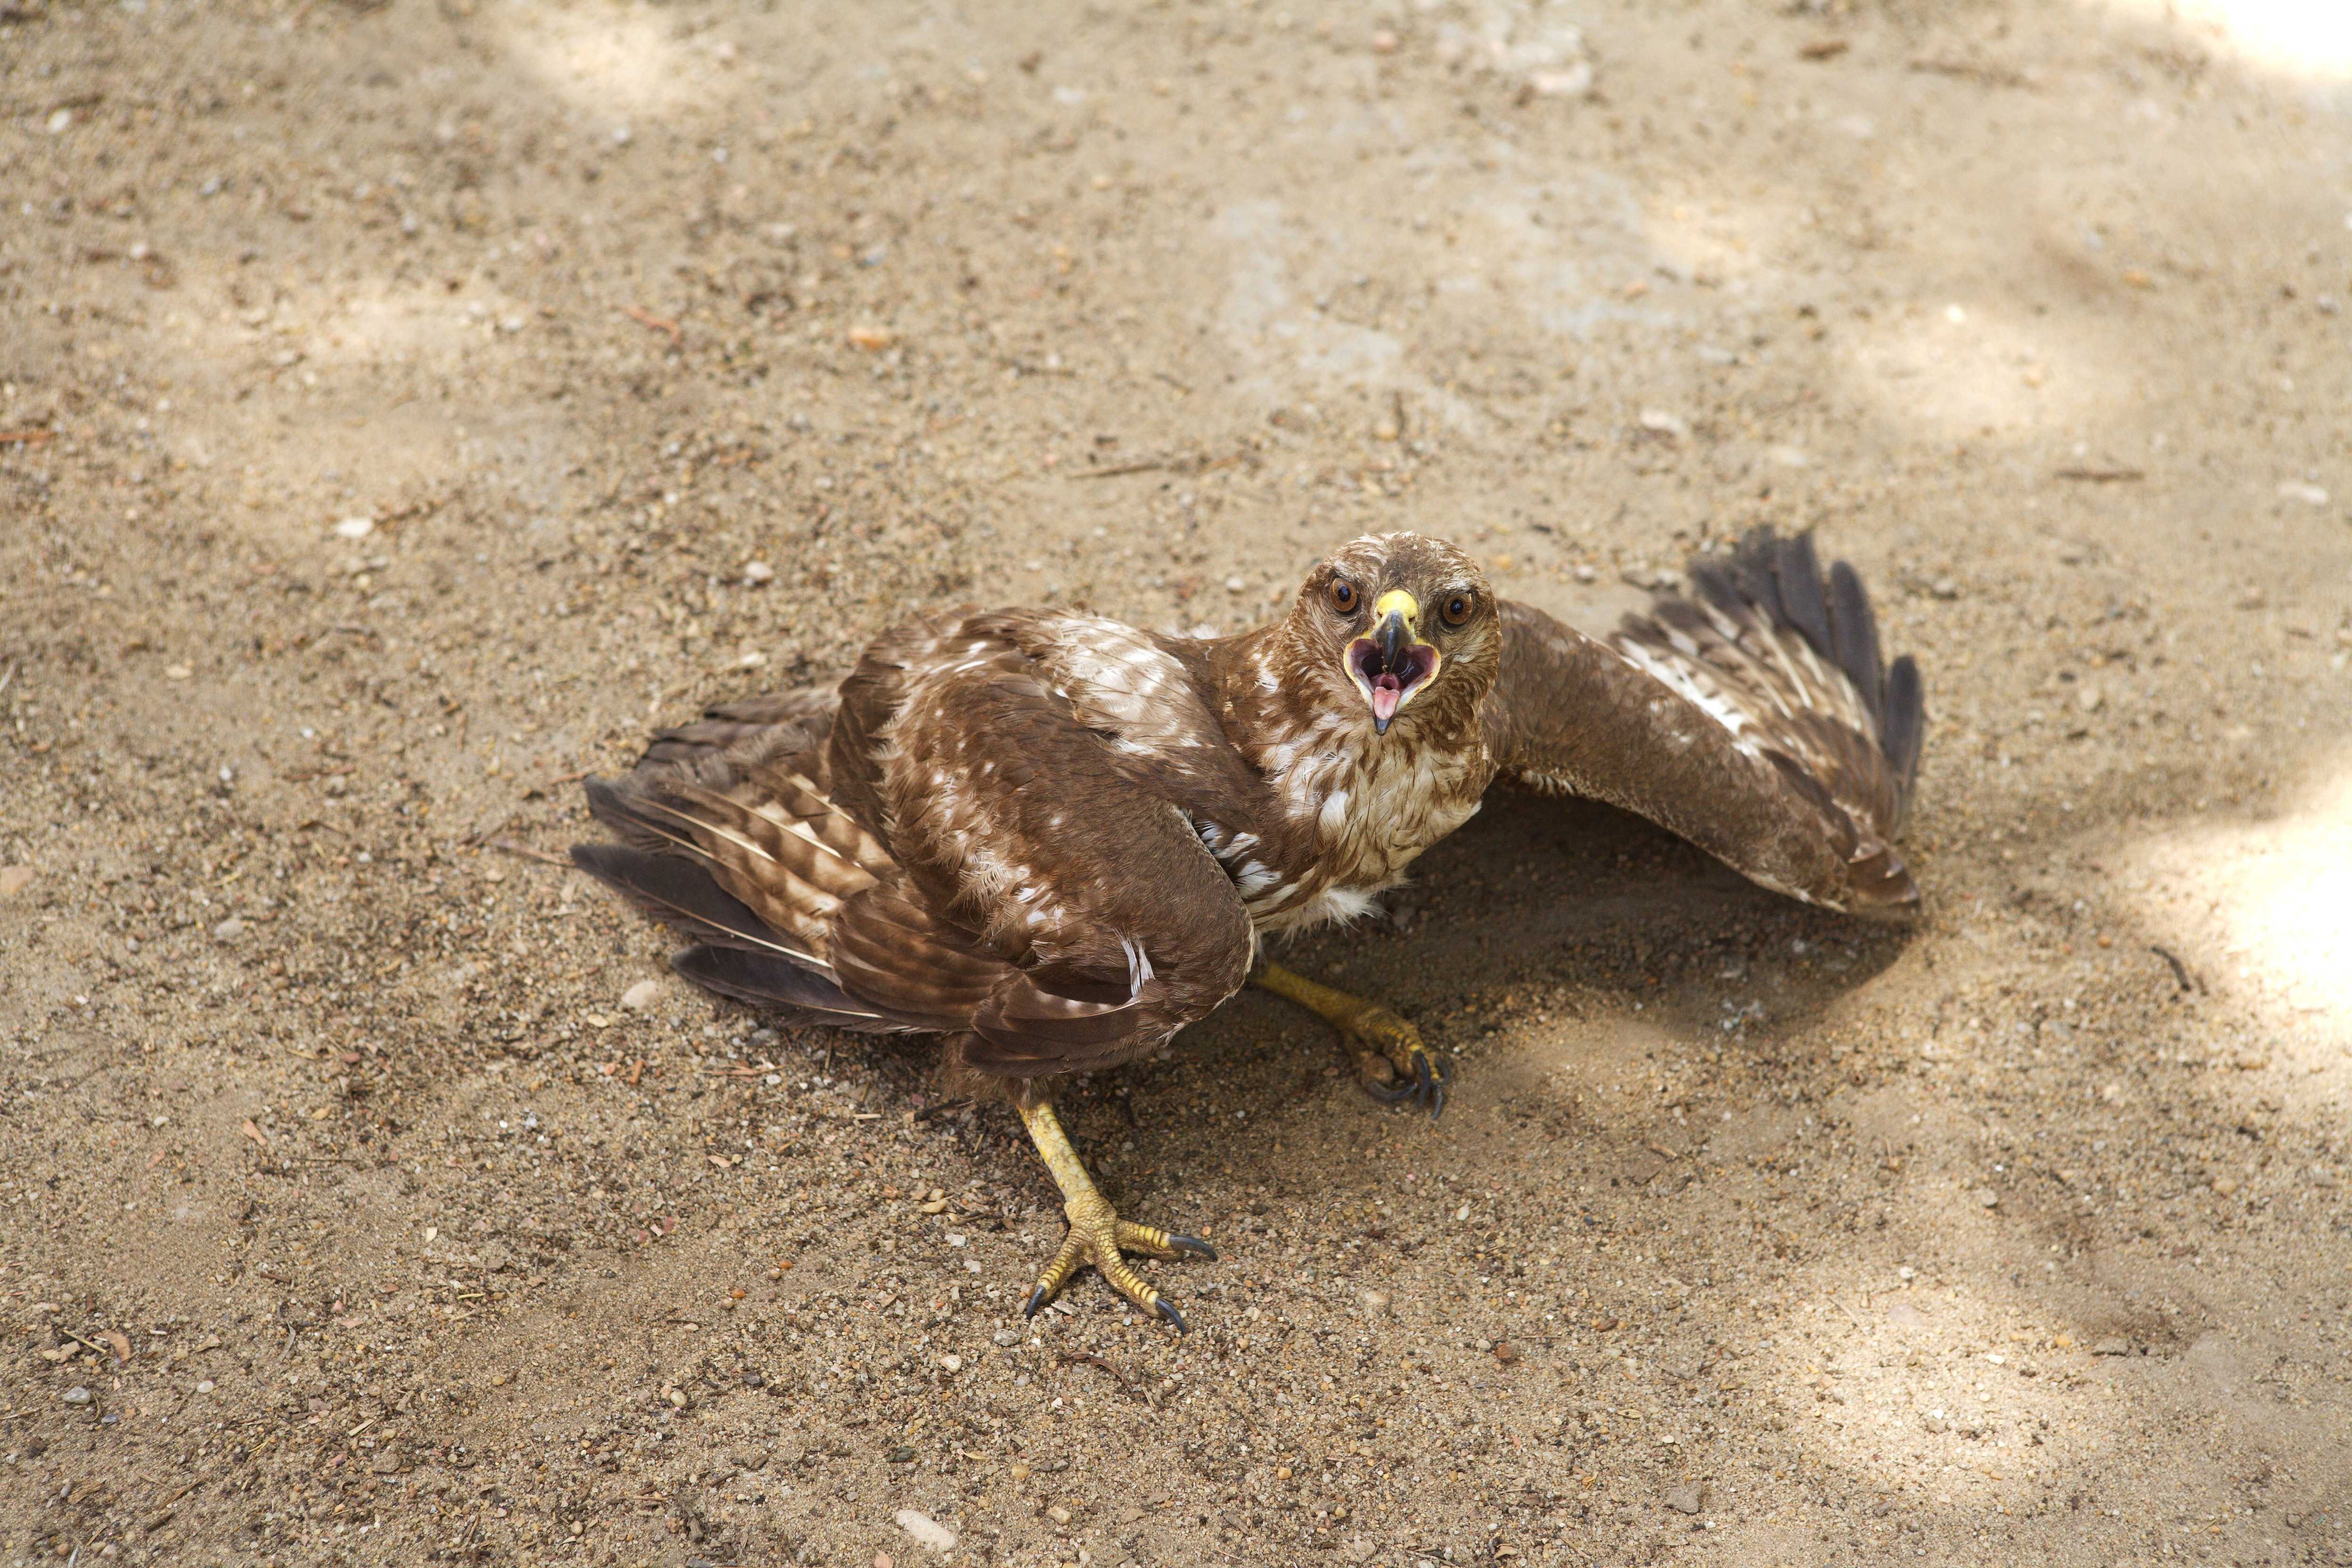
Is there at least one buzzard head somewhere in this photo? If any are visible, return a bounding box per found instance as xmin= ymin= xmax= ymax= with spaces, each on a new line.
xmin=1287 ymin=533 xmax=1499 ymax=736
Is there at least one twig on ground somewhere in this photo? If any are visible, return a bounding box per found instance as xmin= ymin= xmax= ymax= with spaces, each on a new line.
xmin=482 ymin=836 xmax=573 ymax=868
xmin=2149 ymin=945 xmax=2203 ymax=994
xmin=626 ymin=305 xmax=683 ymax=348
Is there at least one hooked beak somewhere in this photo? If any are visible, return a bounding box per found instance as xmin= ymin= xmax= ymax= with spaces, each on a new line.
xmin=1345 ymin=590 xmax=1442 ymax=734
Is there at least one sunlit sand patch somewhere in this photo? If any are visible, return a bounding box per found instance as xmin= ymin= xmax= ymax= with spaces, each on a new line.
xmin=2123 ymin=755 xmax=2352 ymax=1052
xmin=1840 ymin=300 xmax=2117 ymax=439
xmin=495 ymin=0 xmax=712 ymax=121
xmin=2112 ymin=0 xmax=2352 ymax=82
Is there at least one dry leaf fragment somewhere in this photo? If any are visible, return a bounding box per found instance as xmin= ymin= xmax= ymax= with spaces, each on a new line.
xmin=240 ymin=1119 xmax=268 ymax=1148
xmin=103 ymin=1330 xmax=131 ymax=1363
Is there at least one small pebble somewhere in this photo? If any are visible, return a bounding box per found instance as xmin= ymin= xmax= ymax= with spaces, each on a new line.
xmin=848 ymin=323 xmax=897 ymax=351
xmin=1045 ymin=1504 xmax=1073 ymax=1526
xmin=165 ymin=664 xmax=193 ymax=680
xmin=1664 ymin=1483 xmax=1704 ymax=1515
xmin=2077 ymin=686 xmax=2104 ymax=713
xmin=212 ymin=917 xmax=245 ymax=941
xmin=333 ymin=516 xmax=376 ymax=539
xmin=743 ymin=560 xmax=776 ymax=586
xmin=895 ymin=1508 xmax=957 ymax=1552
xmin=196 ymin=1380 xmax=215 ymax=1392
xmin=1359 ymin=1289 xmax=1390 ymax=1315
xmin=63 ymin=1387 xmax=93 ymax=1405
xmin=2278 ymin=481 xmax=2329 ymax=506
xmin=621 ymin=979 xmax=662 ymax=1012
xmin=939 ymin=1354 xmax=963 ymax=1373
xmin=1225 ymin=576 xmax=1247 ymax=594
xmin=1637 ymin=408 xmax=1689 ymax=439
xmin=1975 ymin=1187 xmax=2000 ymax=1209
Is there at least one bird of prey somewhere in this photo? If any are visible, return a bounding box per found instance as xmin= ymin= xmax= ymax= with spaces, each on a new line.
xmin=572 ymin=529 xmax=1923 ymax=1328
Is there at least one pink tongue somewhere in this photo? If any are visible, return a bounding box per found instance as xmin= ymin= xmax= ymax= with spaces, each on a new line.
xmin=1371 ymin=674 xmax=1404 ymax=723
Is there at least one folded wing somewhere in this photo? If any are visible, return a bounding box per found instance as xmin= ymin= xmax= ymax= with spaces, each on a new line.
xmin=572 ymin=610 xmax=1257 ymax=1075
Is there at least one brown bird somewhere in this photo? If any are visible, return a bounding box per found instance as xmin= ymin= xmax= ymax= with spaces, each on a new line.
xmin=572 ymin=529 xmax=1923 ymax=1327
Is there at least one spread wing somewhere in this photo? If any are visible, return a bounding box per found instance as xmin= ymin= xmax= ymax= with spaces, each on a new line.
xmin=1482 ymin=530 xmax=1925 ymax=915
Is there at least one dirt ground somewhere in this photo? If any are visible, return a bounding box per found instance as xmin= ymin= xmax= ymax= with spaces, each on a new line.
xmin=4 ymin=0 xmax=2351 ymax=1564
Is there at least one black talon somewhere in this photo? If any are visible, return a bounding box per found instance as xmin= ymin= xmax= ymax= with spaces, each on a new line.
xmin=1155 ymin=1298 xmax=1189 ymax=1334
xmin=1364 ymin=1076 xmax=1416 ymax=1105
xmin=1168 ymin=1233 xmax=1219 ymax=1262
xmin=1023 ymin=1284 xmax=1051 ymax=1319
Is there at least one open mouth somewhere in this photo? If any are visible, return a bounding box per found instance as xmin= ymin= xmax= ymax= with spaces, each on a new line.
xmin=1349 ymin=637 xmax=1439 ymax=731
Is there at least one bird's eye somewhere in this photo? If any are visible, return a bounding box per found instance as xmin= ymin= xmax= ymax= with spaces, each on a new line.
xmin=1328 ymin=579 xmax=1357 ymax=613
xmin=1441 ymin=591 xmax=1474 ymax=626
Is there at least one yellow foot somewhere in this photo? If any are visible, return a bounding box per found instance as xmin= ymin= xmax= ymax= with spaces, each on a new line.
xmin=1018 ymin=1101 xmax=1216 ymax=1331
xmin=1254 ymin=961 xmax=1454 ymax=1118
xmin=1023 ymin=1197 xmax=1217 ymax=1331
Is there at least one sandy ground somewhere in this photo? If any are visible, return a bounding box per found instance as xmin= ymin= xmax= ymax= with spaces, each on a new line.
xmin=5 ymin=0 xmax=2352 ymax=1565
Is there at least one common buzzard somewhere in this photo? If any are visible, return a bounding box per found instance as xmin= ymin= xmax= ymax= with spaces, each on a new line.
xmin=573 ymin=529 xmax=1923 ymax=1327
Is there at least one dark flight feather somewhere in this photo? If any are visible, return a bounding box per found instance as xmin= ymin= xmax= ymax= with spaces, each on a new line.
xmin=567 ymin=843 xmax=817 ymax=964
xmin=668 ymin=944 xmax=908 ymax=1033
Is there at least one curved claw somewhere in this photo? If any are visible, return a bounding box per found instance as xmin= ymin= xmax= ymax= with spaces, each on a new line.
xmin=1361 ymin=1075 xmax=1417 ymax=1105
xmin=1022 ymin=1283 xmax=1052 ymax=1319
xmin=1155 ymin=1297 xmax=1189 ymax=1334
xmin=1166 ymin=1233 xmax=1219 ymax=1262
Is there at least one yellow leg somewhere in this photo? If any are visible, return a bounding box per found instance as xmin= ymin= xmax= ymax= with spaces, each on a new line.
xmin=1018 ymin=1099 xmax=1215 ymax=1331
xmin=1255 ymin=961 xmax=1454 ymax=1117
